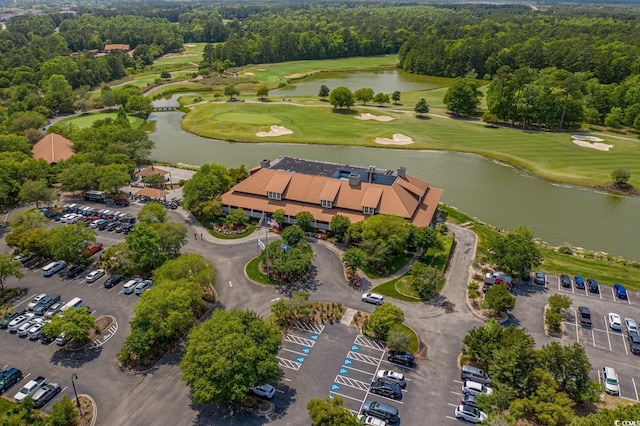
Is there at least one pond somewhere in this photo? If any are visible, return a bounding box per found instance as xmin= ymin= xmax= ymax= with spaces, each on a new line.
xmin=149 ymin=111 xmax=640 ymax=260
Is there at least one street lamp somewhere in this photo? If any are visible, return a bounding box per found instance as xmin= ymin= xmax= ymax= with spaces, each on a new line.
xmin=71 ymin=373 xmax=82 ymax=416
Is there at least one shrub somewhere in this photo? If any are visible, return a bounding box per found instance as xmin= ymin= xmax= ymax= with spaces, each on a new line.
xmin=558 ymin=246 xmax=573 ymax=255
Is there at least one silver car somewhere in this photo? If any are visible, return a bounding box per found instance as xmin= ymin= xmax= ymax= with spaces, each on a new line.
xmin=455 ymin=404 xmax=488 ymax=424
xmin=85 ymin=269 xmax=106 ymax=283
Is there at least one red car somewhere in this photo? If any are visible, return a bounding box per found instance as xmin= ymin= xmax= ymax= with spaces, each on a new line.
xmin=114 ymin=199 xmax=130 ymax=207
xmin=83 ymin=243 xmax=104 ymax=256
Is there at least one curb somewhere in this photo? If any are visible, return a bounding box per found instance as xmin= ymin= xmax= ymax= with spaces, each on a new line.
xmin=465 ymin=293 xmax=509 ymax=324
xmin=243 ymin=258 xmax=278 ymax=288
xmin=79 ymin=394 xmax=97 ymax=426
xmin=67 ymin=315 xmax=116 ymax=352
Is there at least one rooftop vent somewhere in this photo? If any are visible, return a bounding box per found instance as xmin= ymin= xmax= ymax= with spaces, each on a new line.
xmin=349 ymin=174 xmax=360 ymax=186
xmin=397 ymin=167 xmax=406 ymax=178
xmin=260 ymin=159 xmax=271 ymax=169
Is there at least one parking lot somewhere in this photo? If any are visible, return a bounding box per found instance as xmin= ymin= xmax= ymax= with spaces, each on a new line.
xmin=512 ymin=274 xmax=640 ymax=404
xmin=270 ymin=322 xmax=425 ymax=425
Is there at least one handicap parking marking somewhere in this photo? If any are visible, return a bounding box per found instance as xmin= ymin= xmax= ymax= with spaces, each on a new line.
xmin=339 ymin=368 xmax=349 ymax=375
xmin=277 ymin=357 xmax=301 ymax=371
xmin=301 ymin=347 xmax=311 ymax=354
xmin=331 ymin=383 xmax=341 ymax=392
xmin=354 ymin=335 xmax=386 ymax=351
xmin=283 ymin=333 xmax=316 ymax=347
xmin=310 ymin=333 xmax=319 ymax=341
xmin=347 ymin=351 xmax=380 ymax=366
xmin=351 ymin=345 xmax=360 ymax=352
xmin=296 ymin=355 xmax=306 ymax=363
xmin=344 ymin=359 xmax=353 ymax=366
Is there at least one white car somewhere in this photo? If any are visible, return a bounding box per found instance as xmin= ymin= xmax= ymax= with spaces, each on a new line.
xmin=455 ymin=404 xmax=488 ymax=424
xmin=123 ymin=278 xmax=143 ymax=295
xmin=27 ymin=320 xmax=49 ymax=340
xmin=609 ymin=313 xmax=622 ymax=331
xmin=357 ymin=414 xmax=387 ymax=426
xmin=361 ymin=293 xmax=384 ymax=305
xmin=462 ymin=380 xmax=493 ymax=396
xmin=89 ymin=219 xmax=103 ymax=228
xmin=27 ymin=293 xmax=47 ymax=311
xmin=624 ymin=318 xmax=638 ymax=334
xmin=7 ymin=314 xmax=34 ymax=333
xmin=376 ymin=370 xmax=406 ymax=387
xmin=86 ymin=269 xmax=106 ymax=283
xmin=250 ymin=384 xmax=275 ymax=398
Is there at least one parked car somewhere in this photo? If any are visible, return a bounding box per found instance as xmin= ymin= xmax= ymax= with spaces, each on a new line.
xmin=27 ymin=293 xmax=47 ymax=311
xmin=357 ymin=415 xmax=387 ymax=426
xmin=66 ymin=264 xmax=87 ymax=279
xmin=387 ymin=350 xmax=415 ymax=366
xmin=83 ymin=243 xmax=103 ymax=256
xmin=7 ymin=314 xmax=34 ymax=333
xmin=609 ymin=313 xmax=622 ymax=331
xmin=461 ymin=392 xmax=479 ymax=409
xmin=33 ymin=294 xmax=61 ymax=316
xmin=18 ymin=318 xmax=43 ymax=337
xmin=0 ymin=368 xmax=23 ymax=394
xmin=462 ymin=380 xmax=493 ymax=396
xmin=534 ymin=272 xmax=545 ymax=285
xmin=361 ymin=401 xmax=398 ymax=423
xmin=104 ymin=274 xmax=124 ymax=289
xmin=85 ymin=269 xmax=106 ymax=283
xmin=106 ymin=221 xmax=120 ymax=231
xmin=97 ymin=220 xmax=111 ymax=230
xmin=89 ymin=219 xmax=103 ymax=228
xmin=614 ymin=283 xmax=628 ymax=299
xmin=0 ymin=308 xmax=25 ymax=329
xmin=14 ymin=253 xmax=35 ymax=264
xmin=123 ymin=278 xmax=142 ymax=295
xmin=455 ymin=404 xmax=488 ymax=424
xmin=135 ymin=280 xmax=153 ymax=295
xmin=587 ymin=278 xmax=599 ymax=293
xmin=14 ymin=376 xmax=47 ymax=402
xmin=32 ymin=382 xmax=61 ymax=408
xmin=628 ymin=333 xmax=640 ymax=354
xmin=28 ymin=320 xmax=49 ymax=340
xmin=370 ymin=379 xmax=402 ymax=399
xmin=250 ymin=384 xmax=275 ymax=398
xmin=574 ymin=276 xmax=585 ymax=289
xmin=45 ymin=302 xmax=64 ymax=319
xmin=361 ymin=293 xmax=384 ymax=305
xmin=603 ymin=366 xmax=620 ymax=395
xmin=114 ymin=198 xmax=130 ymax=207
xmin=55 ymin=332 xmax=70 ymax=346
xmin=579 ymin=306 xmax=592 ymax=327
xmin=376 ymin=370 xmax=406 ymax=388
xmin=461 ymin=364 xmax=492 ymax=385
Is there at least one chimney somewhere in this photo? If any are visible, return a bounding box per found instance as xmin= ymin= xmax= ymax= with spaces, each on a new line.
xmin=348 ymin=174 xmax=360 ymax=186
xmin=368 ymin=166 xmax=375 ymax=183
xmin=260 ymin=159 xmax=270 ymax=169
xmin=397 ymin=167 xmax=406 ymax=178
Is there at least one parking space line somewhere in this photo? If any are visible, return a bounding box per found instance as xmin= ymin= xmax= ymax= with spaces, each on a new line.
xmin=622 ymin=334 xmax=629 ymax=355
xmin=374 ymin=394 xmax=404 ymax=405
xmin=330 ymin=391 xmax=364 ymax=403
xmin=380 ymin=359 xmax=416 ymax=370
xmin=627 ymin=294 xmax=632 ymax=305
xmin=343 ymin=364 xmax=376 ymax=375
xmin=283 ymin=334 xmax=316 ymax=347
xmin=281 ymin=348 xmax=307 ymax=357
xmin=347 ymin=351 xmax=380 ymax=366
xmin=357 ymin=344 xmax=387 ymax=416
xmin=611 ymin=287 xmax=616 ymax=300
xmin=598 ymin=287 xmax=603 ymax=299
xmin=633 ymin=378 xmax=639 ymax=401
xmin=13 ymin=295 xmax=36 ymax=308
xmin=603 ymin=316 xmax=613 ymax=351
xmin=448 ymin=403 xmax=458 ymax=407
xmin=591 ymin=328 xmax=596 ymax=347
xmin=277 ymin=357 xmax=301 ymax=371
xmin=275 ymin=389 xmax=285 ymax=394
xmin=354 ymin=335 xmax=386 ymax=351
xmin=283 ymin=378 xmax=292 ymax=382
xmin=450 ymin=391 xmax=463 ymax=396
xmin=452 ymin=380 xmax=464 ymax=384
xmin=335 ymin=375 xmax=370 ymax=392
xmin=446 ymin=416 xmax=458 ymax=421
xmin=573 ymin=310 xmax=580 ymax=344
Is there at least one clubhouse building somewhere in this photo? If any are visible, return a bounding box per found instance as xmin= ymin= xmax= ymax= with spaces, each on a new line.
xmin=220 ymin=157 xmax=444 ymax=229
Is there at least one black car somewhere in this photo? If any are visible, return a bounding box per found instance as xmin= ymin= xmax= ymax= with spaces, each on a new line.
xmin=560 ymin=274 xmax=571 ymax=288
xmin=40 ymin=331 xmax=55 ymax=345
xmin=370 ymin=379 xmax=402 ymax=399
xmin=115 ymin=223 xmax=129 ymax=233
xmin=104 ymin=275 xmax=124 ymax=288
xmin=106 ymin=221 xmax=120 ymax=231
xmin=387 ymin=350 xmax=415 ymax=366
xmin=587 ymin=279 xmax=599 ymax=293
xmin=66 ymin=264 xmax=87 ymax=279
xmin=97 ymin=220 xmax=112 ymax=230
xmin=0 ymin=309 xmax=26 ymax=329
xmin=629 ymin=333 xmax=640 ymax=354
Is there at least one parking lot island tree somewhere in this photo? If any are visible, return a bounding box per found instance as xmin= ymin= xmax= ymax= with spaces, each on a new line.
xmin=43 ymin=307 xmax=96 ymax=344
xmin=18 ymin=179 xmax=57 ymax=208
xmin=366 ymin=302 xmax=405 ymax=340
xmin=0 ymin=253 xmax=24 ymax=296
xmin=259 ymin=239 xmax=314 ymax=285
xmin=125 ymin=224 xmax=168 ymax=273
xmin=408 ymin=263 xmax=443 ymax=300
xmin=180 ymin=309 xmax=280 ymax=405
xmin=482 ymin=283 xmax=516 ymax=314
xmin=41 ymin=223 xmax=97 ymax=264
xmin=488 ymin=226 xmax=543 ymax=278
xmin=47 ymin=396 xmax=78 ymax=426
xmin=152 ymin=253 xmax=217 ymax=301
xmin=307 ymin=395 xmax=360 ymax=426
xmin=271 ymin=291 xmax=312 ymax=328
xmin=137 ymin=202 xmax=168 ymax=224
xmin=386 ymin=324 xmax=411 ymax=352
xmin=342 ymin=247 xmax=364 ymax=276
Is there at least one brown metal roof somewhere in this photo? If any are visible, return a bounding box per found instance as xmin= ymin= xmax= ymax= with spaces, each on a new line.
xmin=31 ymin=133 xmax=74 ymax=164
xmin=221 ymin=164 xmax=444 ymax=226
xmin=135 ymin=187 xmax=169 ymax=198
xmin=136 ymin=166 xmax=168 ymax=177
xmin=104 ymin=44 xmax=130 ymax=51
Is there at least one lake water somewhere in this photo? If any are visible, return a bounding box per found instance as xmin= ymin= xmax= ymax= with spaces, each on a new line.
xmin=149 ymin=110 xmax=640 ymax=260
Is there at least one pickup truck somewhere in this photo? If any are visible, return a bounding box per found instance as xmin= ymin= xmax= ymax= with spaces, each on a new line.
xmin=14 ymin=376 xmax=47 ymax=402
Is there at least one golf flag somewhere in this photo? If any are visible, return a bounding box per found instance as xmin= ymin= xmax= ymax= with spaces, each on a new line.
xmin=267 ymin=218 xmax=279 ymax=228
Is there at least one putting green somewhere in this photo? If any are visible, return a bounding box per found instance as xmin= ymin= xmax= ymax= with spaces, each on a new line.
xmin=56 ymin=112 xmax=144 ymax=129
xmin=215 ymin=112 xmax=279 ymax=125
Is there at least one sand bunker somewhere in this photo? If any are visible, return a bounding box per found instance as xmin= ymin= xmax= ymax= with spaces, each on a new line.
xmin=256 ymin=125 xmax=293 ymax=137
xmin=186 ymin=44 xmax=197 ymax=47
xmin=571 ymin=135 xmax=612 ymax=151
xmin=355 ymin=113 xmax=395 ymax=122
xmin=375 ymin=134 xmax=413 ymax=145
xmin=244 ymin=72 xmax=255 ymax=76
xmin=572 ymin=134 xmax=605 ymax=142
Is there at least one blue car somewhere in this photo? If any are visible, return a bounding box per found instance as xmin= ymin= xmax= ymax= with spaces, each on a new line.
xmin=614 ymin=283 xmax=628 ymax=299
xmin=574 ymin=276 xmax=585 ymax=290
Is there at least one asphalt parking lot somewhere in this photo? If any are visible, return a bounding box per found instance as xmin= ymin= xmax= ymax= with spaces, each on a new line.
xmin=272 ymin=322 xmax=426 ymax=425
xmin=511 ymin=274 xmax=640 ymax=403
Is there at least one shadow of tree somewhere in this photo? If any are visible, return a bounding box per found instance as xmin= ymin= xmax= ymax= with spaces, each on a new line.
xmin=276 ymin=266 xmax=322 ymax=297
xmin=50 ymin=345 xmax=103 ymax=368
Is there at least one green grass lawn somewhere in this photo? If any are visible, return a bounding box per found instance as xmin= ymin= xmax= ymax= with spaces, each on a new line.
xmin=245 ymin=256 xmax=279 ymax=285
xmin=208 ymin=223 xmax=257 ymax=240
xmin=441 ymin=204 xmax=640 ymax=290
xmin=398 ymin=323 xmax=419 ymax=353
xmin=181 ymin=100 xmax=640 ymax=189
xmin=243 ymin=55 xmax=398 ymax=85
xmin=371 ymin=276 xmax=422 ymax=302
xmin=56 ymin=112 xmax=144 ymax=129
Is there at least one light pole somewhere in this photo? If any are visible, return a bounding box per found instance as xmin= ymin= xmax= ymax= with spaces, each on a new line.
xmin=71 ymin=373 xmax=82 ymax=416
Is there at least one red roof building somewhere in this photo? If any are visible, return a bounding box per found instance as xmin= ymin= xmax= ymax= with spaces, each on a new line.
xmin=31 ymin=133 xmax=74 ymax=165
xmin=221 ymin=157 xmax=444 ymax=229
xmin=104 ymin=44 xmax=131 ymax=52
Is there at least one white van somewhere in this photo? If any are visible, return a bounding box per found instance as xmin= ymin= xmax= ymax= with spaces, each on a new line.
xmin=43 ymin=261 xmax=66 ymax=277
xmin=60 ymin=297 xmax=84 ymax=312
